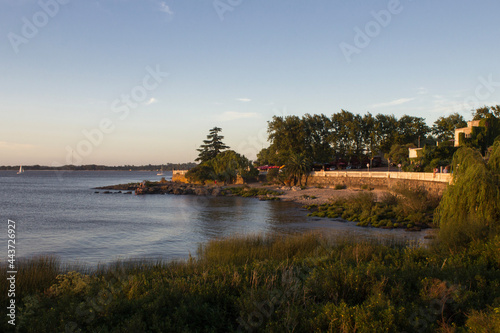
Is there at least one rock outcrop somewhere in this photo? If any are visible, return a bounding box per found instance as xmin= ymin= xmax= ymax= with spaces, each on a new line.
xmin=97 ymin=181 xmax=224 ymax=196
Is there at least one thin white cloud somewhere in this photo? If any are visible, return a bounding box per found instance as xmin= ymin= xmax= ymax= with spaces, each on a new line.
xmin=217 ymin=111 xmax=259 ymax=121
xmin=417 ymin=87 xmax=428 ymax=95
xmin=372 ymin=98 xmax=415 ymax=108
xmin=145 ymin=97 xmax=157 ymax=105
xmin=236 ymin=98 xmax=252 ymax=102
xmin=159 ymin=2 xmax=173 ymax=16
xmin=0 ymin=141 xmax=35 ymax=150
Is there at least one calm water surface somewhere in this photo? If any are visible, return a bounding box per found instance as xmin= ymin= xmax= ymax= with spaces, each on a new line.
xmin=0 ymin=170 xmax=432 ymax=266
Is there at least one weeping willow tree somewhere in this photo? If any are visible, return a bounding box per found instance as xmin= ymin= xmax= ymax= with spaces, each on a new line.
xmin=435 ymin=142 xmax=500 ymax=250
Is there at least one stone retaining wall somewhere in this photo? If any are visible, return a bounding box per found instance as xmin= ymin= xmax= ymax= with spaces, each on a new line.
xmin=306 ymin=173 xmax=449 ymax=196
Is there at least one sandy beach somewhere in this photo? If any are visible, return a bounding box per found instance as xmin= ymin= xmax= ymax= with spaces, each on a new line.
xmin=254 ymin=184 xmax=389 ymax=205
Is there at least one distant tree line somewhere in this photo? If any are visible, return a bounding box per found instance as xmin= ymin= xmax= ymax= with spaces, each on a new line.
xmin=0 ymin=163 xmax=197 ymax=171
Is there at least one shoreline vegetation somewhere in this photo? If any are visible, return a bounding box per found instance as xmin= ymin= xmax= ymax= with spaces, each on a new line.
xmin=1 ymin=233 xmax=499 ymax=332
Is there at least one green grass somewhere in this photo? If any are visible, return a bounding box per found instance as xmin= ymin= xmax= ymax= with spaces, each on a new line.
xmin=1 ymin=233 xmax=499 ymax=332
xmin=307 ymin=185 xmax=440 ymax=230
xmin=224 ymin=186 xmax=283 ymax=198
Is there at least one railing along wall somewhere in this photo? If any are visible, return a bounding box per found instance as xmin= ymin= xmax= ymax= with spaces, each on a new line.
xmin=309 ymin=171 xmax=452 ymax=184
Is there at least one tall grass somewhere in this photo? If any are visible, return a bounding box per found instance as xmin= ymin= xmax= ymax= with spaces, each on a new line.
xmin=1 ymin=233 xmax=499 ymax=332
xmin=197 ymin=232 xmax=328 ymax=265
xmin=1 ymin=256 xmax=61 ymax=306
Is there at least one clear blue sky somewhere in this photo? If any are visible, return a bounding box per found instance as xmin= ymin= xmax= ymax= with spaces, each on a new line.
xmin=1 ymin=0 xmax=500 ymax=166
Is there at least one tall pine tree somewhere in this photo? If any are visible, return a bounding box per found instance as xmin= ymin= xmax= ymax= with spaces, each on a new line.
xmin=196 ymin=127 xmax=229 ymax=163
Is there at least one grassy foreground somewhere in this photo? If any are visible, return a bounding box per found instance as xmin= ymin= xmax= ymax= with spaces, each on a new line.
xmin=1 ymin=233 xmax=499 ymax=332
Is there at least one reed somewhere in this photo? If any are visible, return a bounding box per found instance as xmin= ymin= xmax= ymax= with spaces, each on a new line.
xmin=1 ymin=233 xmax=498 ymax=332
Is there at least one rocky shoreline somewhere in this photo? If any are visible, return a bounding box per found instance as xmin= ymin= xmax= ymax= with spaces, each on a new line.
xmin=94 ymin=180 xmax=388 ymax=204
xmin=96 ymin=181 xmax=220 ymax=196
xmin=94 ymin=181 xmax=278 ymax=199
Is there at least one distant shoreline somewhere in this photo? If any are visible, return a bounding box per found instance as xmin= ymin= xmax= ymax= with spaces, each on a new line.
xmin=0 ymin=164 xmax=195 ymax=172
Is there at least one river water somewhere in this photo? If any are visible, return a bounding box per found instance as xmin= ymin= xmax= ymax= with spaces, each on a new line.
xmin=0 ymin=170 xmax=432 ymax=266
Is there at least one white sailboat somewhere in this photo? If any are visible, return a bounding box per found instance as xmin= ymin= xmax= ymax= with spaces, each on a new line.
xmin=17 ymin=166 xmax=24 ymax=174
xmin=157 ymin=166 xmax=164 ymax=176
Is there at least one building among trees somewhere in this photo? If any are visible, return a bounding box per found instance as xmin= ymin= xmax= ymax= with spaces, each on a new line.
xmin=454 ymin=120 xmax=482 ymax=147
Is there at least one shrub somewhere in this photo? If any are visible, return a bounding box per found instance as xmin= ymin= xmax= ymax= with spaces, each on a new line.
xmin=266 ymin=168 xmax=280 ymax=183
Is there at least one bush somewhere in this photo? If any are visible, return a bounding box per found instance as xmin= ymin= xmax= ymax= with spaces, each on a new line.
xmin=185 ymin=164 xmax=214 ymax=184
xmin=266 ymin=168 xmax=280 ymax=183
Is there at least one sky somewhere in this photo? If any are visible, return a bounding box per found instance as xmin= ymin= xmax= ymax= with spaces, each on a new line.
xmin=1 ymin=0 xmax=500 ymax=166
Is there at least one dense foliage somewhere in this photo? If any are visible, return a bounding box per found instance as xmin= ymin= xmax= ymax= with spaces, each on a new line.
xmin=2 ymin=233 xmax=499 ymax=332
xmin=187 ymin=150 xmax=258 ymax=184
xmin=431 ymin=113 xmax=467 ymax=142
xmin=306 ymin=185 xmax=439 ymax=230
xmin=258 ymin=111 xmax=430 ymax=167
xmin=188 ymin=127 xmax=258 ymax=184
xmin=435 ymin=143 xmax=500 ymax=250
xmin=257 ymin=106 xmax=500 ymax=174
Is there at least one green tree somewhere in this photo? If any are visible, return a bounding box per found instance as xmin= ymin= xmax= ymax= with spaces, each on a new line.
xmin=303 ymin=113 xmax=333 ymax=163
xmin=196 ymin=127 xmax=230 ymax=163
xmin=330 ymin=110 xmax=363 ymax=159
xmin=462 ymin=106 xmax=500 ymax=154
xmin=185 ymin=164 xmax=213 ymax=184
xmin=435 ymin=144 xmax=500 ymax=250
xmin=432 ymin=113 xmax=467 ymax=141
xmin=208 ymin=150 xmax=257 ymax=184
xmin=396 ymin=115 xmax=430 ymax=146
xmin=385 ymin=143 xmax=416 ymax=166
xmin=362 ymin=113 xmax=378 ymax=158
xmin=188 ymin=150 xmax=256 ymax=184
xmin=282 ymin=152 xmax=312 ymax=186
xmin=255 ymin=147 xmax=273 ymax=166
xmin=472 ymin=105 xmax=500 ymax=120
xmin=375 ymin=114 xmax=399 ymax=154
xmin=266 ymin=115 xmax=306 ymax=165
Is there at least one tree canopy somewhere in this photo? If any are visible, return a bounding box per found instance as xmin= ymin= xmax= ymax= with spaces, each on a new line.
xmin=187 ymin=150 xmax=258 ymax=184
xmin=196 ymin=127 xmax=230 ymax=163
xmin=257 ymin=110 xmax=431 ymax=167
xmin=432 ymin=113 xmax=467 ymax=142
xmin=472 ymin=105 xmax=500 ymax=120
